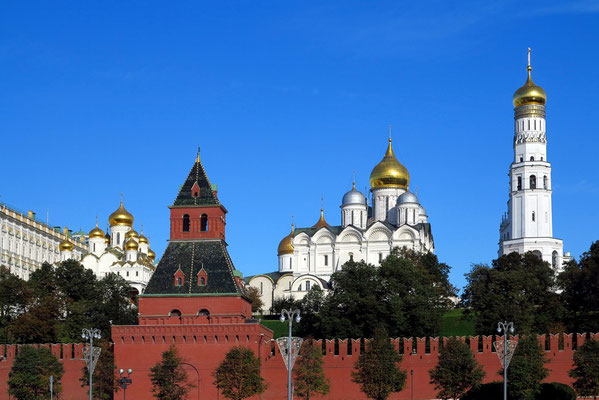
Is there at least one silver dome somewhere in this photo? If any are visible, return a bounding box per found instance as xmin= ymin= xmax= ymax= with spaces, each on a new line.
xmin=396 ymin=191 xmax=419 ymax=205
xmin=342 ymin=187 xmax=366 ymax=206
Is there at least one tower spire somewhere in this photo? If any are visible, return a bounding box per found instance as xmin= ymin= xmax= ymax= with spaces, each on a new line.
xmin=196 ymin=147 xmax=201 ymax=162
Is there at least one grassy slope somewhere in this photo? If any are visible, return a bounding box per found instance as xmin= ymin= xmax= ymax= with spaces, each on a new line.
xmin=260 ymin=309 xmax=476 ymax=339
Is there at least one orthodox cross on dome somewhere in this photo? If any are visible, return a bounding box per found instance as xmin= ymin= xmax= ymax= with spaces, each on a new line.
xmin=352 ymin=170 xmax=356 ymax=189
xmin=528 ymin=47 xmax=531 ymax=67
xmin=388 ymin=124 xmax=392 ymax=142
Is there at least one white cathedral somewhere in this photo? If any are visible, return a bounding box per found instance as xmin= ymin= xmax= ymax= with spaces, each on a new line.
xmin=59 ymin=201 xmax=157 ymax=295
xmin=246 ymin=137 xmax=434 ymax=312
xmin=498 ymin=49 xmax=571 ymax=270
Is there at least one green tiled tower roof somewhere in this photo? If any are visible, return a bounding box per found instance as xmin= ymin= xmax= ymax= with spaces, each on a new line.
xmin=172 ymin=152 xmax=220 ymax=207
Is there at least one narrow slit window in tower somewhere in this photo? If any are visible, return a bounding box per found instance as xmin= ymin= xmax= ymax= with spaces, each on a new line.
xmin=200 ymin=214 xmax=208 ymax=231
xmin=530 ymin=175 xmax=536 ymax=189
xmin=182 ymin=214 xmax=190 ymax=232
xmin=532 ymin=211 xmax=536 ymax=222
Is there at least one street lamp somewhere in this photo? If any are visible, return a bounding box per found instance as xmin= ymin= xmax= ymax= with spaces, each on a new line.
xmin=497 ymin=321 xmax=515 ymax=400
xmin=82 ymin=328 xmax=101 ymax=400
xmin=118 ymin=368 xmax=133 ymax=400
xmin=280 ymin=308 xmax=301 ymax=400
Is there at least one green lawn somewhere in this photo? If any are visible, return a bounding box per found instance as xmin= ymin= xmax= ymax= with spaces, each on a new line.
xmin=260 ymin=308 xmax=476 ymax=339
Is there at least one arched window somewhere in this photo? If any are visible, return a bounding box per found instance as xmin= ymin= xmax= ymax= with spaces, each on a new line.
xmin=532 ymin=211 xmax=536 ymax=221
xmin=543 ymin=176 xmax=547 ymax=189
xmin=198 ymin=309 xmax=210 ymax=316
xmin=116 ymin=232 xmax=120 ymax=245
xmin=182 ymin=214 xmax=190 ymax=232
xmin=530 ymin=156 xmax=534 ymax=161
xmin=260 ymin=282 xmax=263 ymax=295
xmin=306 ymin=281 xmax=311 ymax=291
xmin=169 ymin=309 xmax=182 ymax=317
xmin=200 ymin=277 xmax=206 ymax=285
xmin=530 ymin=175 xmax=536 ymax=189
xmin=552 ymin=251 xmax=558 ymax=269
xmin=176 ymin=277 xmax=183 ymax=286
xmin=200 ymin=214 xmax=208 ymax=232
xmin=517 ymin=176 xmax=522 ymax=191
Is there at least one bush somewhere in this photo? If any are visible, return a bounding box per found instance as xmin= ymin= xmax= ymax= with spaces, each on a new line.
xmin=536 ymin=382 xmax=575 ymax=400
xmin=461 ymin=382 xmax=503 ymax=400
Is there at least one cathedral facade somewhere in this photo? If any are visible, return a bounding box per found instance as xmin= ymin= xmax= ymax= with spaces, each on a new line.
xmin=247 ymin=138 xmax=434 ymax=313
xmin=498 ymin=50 xmax=571 ymax=270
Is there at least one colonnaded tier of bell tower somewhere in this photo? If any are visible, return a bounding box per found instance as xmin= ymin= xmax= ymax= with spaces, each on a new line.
xmin=499 ymin=49 xmax=570 ymax=271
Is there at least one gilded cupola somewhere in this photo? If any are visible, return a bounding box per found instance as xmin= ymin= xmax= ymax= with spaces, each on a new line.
xmin=109 ymin=201 xmax=134 ymax=227
xmin=369 ymin=138 xmax=410 ymax=189
xmin=312 ymin=208 xmax=330 ymax=228
xmin=125 ymin=229 xmax=139 ymax=239
xmin=513 ymin=48 xmax=547 ymax=108
xmin=148 ymin=248 xmax=156 ymax=260
xmin=139 ymin=233 xmax=148 ymax=244
xmin=59 ymin=238 xmax=74 ymax=252
xmin=277 ymin=225 xmax=295 ymax=256
xmin=124 ymin=238 xmax=139 ymax=250
xmin=89 ymin=224 xmax=105 ymax=239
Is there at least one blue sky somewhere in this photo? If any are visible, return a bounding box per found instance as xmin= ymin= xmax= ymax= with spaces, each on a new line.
xmin=1 ymin=1 xmax=598 ymax=291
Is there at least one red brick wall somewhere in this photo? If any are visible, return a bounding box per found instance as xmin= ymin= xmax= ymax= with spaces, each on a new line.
xmin=1 ymin=333 xmax=597 ymax=400
xmin=169 ymin=206 xmax=226 ymax=240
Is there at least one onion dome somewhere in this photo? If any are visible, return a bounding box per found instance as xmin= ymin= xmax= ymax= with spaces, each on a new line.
xmin=59 ymin=238 xmax=74 ymax=252
xmin=342 ymin=182 xmax=366 ymax=206
xmin=89 ymin=224 xmax=105 ymax=239
xmin=139 ymin=233 xmax=148 ymax=244
xmin=396 ymin=191 xmax=419 ymax=205
xmin=277 ymin=225 xmax=295 ymax=256
xmin=148 ymin=248 xmax=156 ymax=260
xmin=513 ymin=49 xmax=546 ymax=108
xmin=124 ymin=238 xmax=139 ymax=251
xmin=125 ymin=229 xmax=139 ymax=239
xmin=370 ymin=139 xmax=410 ymax=189
xmin=109 ymin=201 xmax=134 ymax=227
xmin=312 ymin=209 xmax=330 ymax=228
xmin=105 ymin=236 xmax=110 ymax=245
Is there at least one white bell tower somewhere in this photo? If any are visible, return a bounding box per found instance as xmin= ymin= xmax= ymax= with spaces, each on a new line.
xmin=499 ymin=49 xmax=568 ymax=271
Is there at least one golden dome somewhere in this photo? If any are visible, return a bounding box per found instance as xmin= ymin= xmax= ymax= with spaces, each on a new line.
xmin=105 ymin=236 xmax=110 ymax=245
xmin=369 ymin=139 xmax=410 ymax=189
xmin=59 ymin=239 xmax=74 ymax=252
xmin=148 ymin=248 xmax=156 ymax=260
xmin=125 ymin=229 xmax=139 ymax=239
xmin=139 ymin=233 xmax=148 ymax=244
xmin=513 ymin=48 xmax=546 ymax=108
xmin=109 ymin=201 xmax=134 ymax=227
xmin=89 ymin=224 xmax=105 ymax=239
xmin=124 ymin=238 xmax=139 ymax=251
xmin=277 ymin=226 xmax=295 ymax=256
xmin=312 ymin=209 xmax=330 ymax=228
xmin=513 ymin=66 xmax=546 ymax=107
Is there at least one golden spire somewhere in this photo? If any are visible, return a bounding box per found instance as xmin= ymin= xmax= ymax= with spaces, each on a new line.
xmin=196 ymin=147 xmax=201 ymax=163
xmin=369 ymin=137 xmax=410 ymax=189
xmin=513 ymin=47 xmax=547 ymax=107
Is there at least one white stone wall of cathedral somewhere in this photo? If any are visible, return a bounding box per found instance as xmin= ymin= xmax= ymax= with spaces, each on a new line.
xmin=110 ymin=225 xmax=130 ymax=248
xmin=89 ymin=237 xmax=106 ymax=256
xmin=341 ymin=204 xmax=367 ymax=229
xmin=0 ymin=206 xmax=87 ymax=280
xmin=371 ymin=187 xmax=405 ymax=222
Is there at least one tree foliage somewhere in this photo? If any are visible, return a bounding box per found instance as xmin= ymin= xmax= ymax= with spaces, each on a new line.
xmin=213 ymin=346 xmax=267 ymax=400
xmin=297 ymin=248 xmax=455 ymax=339
xmin=245 ymin=286 xmax=264 ymax=314
xmin=80 ymin=341 xmax=117 ymax=400
xmin=0 ymin=260 xmax=137 ymax=344
xmin=271 ymin=296 xmax=301 ymax=315
xmin=569 ymin=339 xmax=599 ymax=398
xmin=462 ymin=252 xmax=563 ymax=335
xmin=429 ymin=337 xmax=485 ymax=400
xmin=559 ymin=241 xmax=599 ymax=333
xmin=504 ymin=335 xmax=549 ymax=400
xmin=8 ymin=345 xmax=64 ymax=400
xmin=294 ymin=339 xmax=330 ymax=399
xmin=351 ymin=326 xmax=406 ymax=400
xmin=149 ymin=345 xmax=192 ymax=400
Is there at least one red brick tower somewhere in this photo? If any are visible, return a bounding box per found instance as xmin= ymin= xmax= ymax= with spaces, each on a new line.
xmin=112 ymin=150 xmax=273 ymax=399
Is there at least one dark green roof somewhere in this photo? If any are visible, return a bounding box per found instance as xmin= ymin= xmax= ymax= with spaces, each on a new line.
xmin=294 ymin=225 xmax=344 ymax=237
xmin=172 ymin=156 xmax=220 ymax=207
xmin=143 ymin=240 xmax=244 ymax=296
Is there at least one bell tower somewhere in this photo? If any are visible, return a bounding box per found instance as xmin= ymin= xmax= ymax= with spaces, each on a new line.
xmin=499 ymin=49 xmax=568 ymax=271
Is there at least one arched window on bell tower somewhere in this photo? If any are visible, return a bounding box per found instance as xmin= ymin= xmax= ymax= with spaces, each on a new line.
xmin=182 ymin=214 xmax=190 ymax=232
xmin=200 ymin=214 xmax=208 ymax=231
xmin=530 ymin=175 xmax=536 ymax=189
xmin=543 ymin=176 xmax=547 ymax=189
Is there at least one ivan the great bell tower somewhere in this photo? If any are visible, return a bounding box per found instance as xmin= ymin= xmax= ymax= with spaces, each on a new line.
xmin=499 ymin=49 xmax=569 ymax=271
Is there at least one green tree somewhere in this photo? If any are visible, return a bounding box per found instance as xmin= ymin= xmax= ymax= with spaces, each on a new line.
xmin=296 ymin=286 xmax=326 ymax=338
xmin=90 ymin=272 xmax=137 ymax=334
xmin=504 ymin=335 xmax=548 ymax=400
xmin=245 ymin=286 xmax=264 ymax=314
xmin=569 ymin=339 xmax=599 ymax=399
xmin=351 ymin=326 xmax=406 ymax=400
xmin=8 ymin=294 xmax=62 ymax=343
xmin=0 ymin=266 xmax=29 ymax=327
xmin=8 ymin=345 xmax=64 ymax=400
xmin=213 ymin=346 xmax=267 ymax=400
xmin=429 ymin=337 xmax=485 ymax=400
xmin=271 ymin=295 xmax=301 ymax=315
xmin=80 ymin=341 xmax=117 ymax=400
xmin=149 ymin=345 xmax=192 ymax=400
xmin=294 ymin=339 xmax=330 ymax=399
xmin=559 ymin=241 xmax=599 ymax=333
xmin=462 ymin=252 xmax=563 ymax=335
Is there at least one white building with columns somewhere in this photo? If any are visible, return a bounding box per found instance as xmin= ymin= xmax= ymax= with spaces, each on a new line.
xmin=246 ymin=138 xmax=434 ymax=313
xmin=77 ymin=201 xmax=157 ymax=295
xmin=499 ymin=49 xmax=570 ymax=271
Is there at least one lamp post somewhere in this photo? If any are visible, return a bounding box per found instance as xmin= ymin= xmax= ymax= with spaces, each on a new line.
xmin=280 ymin=308 xmax=301 ymax=400
xmin=82 ymin=328 xmax=101 ymax=400
xmin=118 ymin=368 xmax=133 ymax=400
xmin=497 ymin=321 xmax=514 ymax=400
